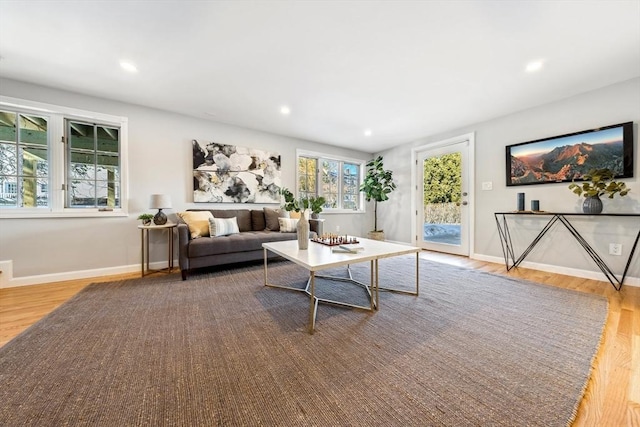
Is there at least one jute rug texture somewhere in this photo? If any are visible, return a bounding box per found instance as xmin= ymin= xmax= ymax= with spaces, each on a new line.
xmin=0 ymin=257 xmax=607 ymax=426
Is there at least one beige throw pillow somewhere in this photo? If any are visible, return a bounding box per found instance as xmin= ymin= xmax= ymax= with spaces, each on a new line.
xmin=177 ymin=211 xmax=213 ymax=239
xmin=278 ymin=217 xmax=299 ymax=233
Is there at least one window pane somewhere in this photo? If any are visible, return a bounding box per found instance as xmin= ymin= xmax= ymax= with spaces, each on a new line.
xmin=69 ymin=123 xmax=94 ymax=150
xmin=0 ymin=143 xmax=17 ymax=175
xmin=97 ymin=154 xmax=119 ymax=180
xmin=0 ymin=178 xmax=17 ymax=207
xmin=70 ymin=156 xmax=96 ymax=179
xmin=19 ymin=114 xmax=48 ymax=146
xmin=343 ymin=162 xmax=360 ymax=210
xmin=321 ymin=160 xmax=338 ymax=201
xmin=96 ymin=182 xmax=119 ymax=207
xmin=0 ymin=111 xmax=17 ymax=143
xmin=298 ymin=156 xmax=316 ymax=197
xmin=21 ymin=177 xmax=38 ymax=207
xmin=69 ymin=180 xmax=96 ymax=207
xmin=97 ymin=126 xmax=119 ymax=153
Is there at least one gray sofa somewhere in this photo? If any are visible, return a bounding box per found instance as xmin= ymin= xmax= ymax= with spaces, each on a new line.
xmin=177 ymin=208 xmax=319 ymax=280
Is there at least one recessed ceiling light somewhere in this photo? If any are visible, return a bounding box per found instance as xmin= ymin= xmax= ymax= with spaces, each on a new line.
xmin=364 ymin=129 xmax=372 ymax=137
xmin=119 ymin=61 xmax=138 ymax=73
xmin=280 ymin=106 xmax=291 ymax=115
xmin=525 ymin=60 xmax=543 ymax=73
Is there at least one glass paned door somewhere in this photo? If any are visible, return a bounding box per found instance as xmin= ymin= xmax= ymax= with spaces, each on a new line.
xmin=418 ymin=141 xmax=469 ymax=256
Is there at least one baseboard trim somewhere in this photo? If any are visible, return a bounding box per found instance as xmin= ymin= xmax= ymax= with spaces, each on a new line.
xmin=471 ymin=253 xmax=640 ymax=287
xmin=0 ymin=260 xmax=176 ymax=289
xmin=4 ymin=253 xmax=638 ymax=289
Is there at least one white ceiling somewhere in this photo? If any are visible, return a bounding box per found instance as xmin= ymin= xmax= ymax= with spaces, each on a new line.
xmin=1 ymin=1 xmax=639 ymax=153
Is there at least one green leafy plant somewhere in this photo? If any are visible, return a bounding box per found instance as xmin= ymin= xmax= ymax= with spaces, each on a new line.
xmin=359 ymin=155 xmax=396 ymax=232
xmin=308 ymin=195 xmax=326 ymax=215
xmin=280 ymin=188 xmax=326 ymax=215
xmin=568 ymin=168 xmax=630 ymax=199
xmin=137 ymin=213 xmax=154 ymax=220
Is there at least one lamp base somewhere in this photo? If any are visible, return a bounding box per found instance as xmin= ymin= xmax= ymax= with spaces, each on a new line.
xmin=153 ymin=209 xmax=167 ymax=225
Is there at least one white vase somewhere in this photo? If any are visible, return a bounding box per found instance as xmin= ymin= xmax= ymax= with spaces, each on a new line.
xmin=297 ymin=210 xmax=310 ymax=250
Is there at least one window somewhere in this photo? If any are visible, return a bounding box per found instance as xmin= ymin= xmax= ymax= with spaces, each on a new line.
xmin=297 ymin=150 xmax=365 ymax=212
xmin=0 ymin=96 xmax=128 ymax=218
xmin=66 ymin=120 xmax=121 ymax=208
xmin=0 ymin=111 xmax=49 ymax=208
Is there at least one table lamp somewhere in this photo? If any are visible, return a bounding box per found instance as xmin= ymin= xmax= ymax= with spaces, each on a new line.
xmin=150 ymin=194 xmax=172 ymax=225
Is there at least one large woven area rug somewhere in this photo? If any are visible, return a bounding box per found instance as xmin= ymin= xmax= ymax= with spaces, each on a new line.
xmin=0 ymin=256 xmax=607 ymax=426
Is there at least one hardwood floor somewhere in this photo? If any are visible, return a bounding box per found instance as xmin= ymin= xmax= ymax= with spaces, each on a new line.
xmin=0 ymin=253 xmax=638 ymax=426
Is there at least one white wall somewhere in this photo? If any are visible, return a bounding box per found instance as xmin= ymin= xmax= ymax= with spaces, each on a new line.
xmin=379 ymin=77 xmax=640 ymax=284
xmin=0 ymin=78 xmax=373 ymax=285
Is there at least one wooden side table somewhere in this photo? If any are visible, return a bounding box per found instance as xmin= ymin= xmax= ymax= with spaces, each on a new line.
xmin=138 ymin=223 xmax=176 ymax=277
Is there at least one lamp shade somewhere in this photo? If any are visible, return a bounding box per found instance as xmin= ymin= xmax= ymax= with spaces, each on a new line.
xmin=149 ymin=194 xmax=172 ymax=210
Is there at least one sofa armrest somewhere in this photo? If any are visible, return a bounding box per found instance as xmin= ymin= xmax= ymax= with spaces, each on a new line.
xmin=309 ymin=219 xmax=323 ymax=236
xmin=177 ymin=222 xmax=191 ymax=275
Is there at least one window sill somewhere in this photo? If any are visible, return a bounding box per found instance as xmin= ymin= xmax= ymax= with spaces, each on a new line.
xmin=320 ymin=209 xmax=366 ymax=215
xmin=0 ymin=209 xmax=129 ymax=219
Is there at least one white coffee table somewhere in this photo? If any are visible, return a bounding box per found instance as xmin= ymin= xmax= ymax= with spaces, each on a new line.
xmin=262 ymin=237 xmax=420 ymax=333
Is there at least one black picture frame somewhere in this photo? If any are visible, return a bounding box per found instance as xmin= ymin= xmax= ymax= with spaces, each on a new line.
xmin=506 ymin=122 xmax=634 ymax=187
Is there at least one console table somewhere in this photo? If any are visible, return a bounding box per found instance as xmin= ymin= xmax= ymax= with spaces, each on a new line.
xmin=494 ymin=212 xmax=640 ymax=291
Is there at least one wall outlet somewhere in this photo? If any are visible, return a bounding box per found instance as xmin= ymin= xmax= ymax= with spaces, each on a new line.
xmin=336 ymin=225 xmax=340 ymax=232
xmin=609 ymin=243 xmax=622 ymax=256
xmin=481 ymin=181 xmax=493 ymax=191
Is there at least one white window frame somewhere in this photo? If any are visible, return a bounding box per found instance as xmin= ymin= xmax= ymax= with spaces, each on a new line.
xmin=0 ymin=96 xmax=128 ymax=218
xmin=296 ymin=149 xmax=366 ymax=214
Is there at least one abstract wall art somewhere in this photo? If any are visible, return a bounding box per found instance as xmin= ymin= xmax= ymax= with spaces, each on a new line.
xmin=192 ymin=140 xmax=282 ymax=203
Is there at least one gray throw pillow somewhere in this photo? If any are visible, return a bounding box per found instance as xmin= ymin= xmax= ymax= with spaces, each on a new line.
xmin=264 ymin=208 xmax=289 ymax=231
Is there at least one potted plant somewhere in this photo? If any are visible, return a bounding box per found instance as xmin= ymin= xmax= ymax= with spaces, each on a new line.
xmin=359 ymin=155 xmax=396 ymax=240
xmin=281 ymin=188 xmax=325 ymax=218
xmin=137 ymin=213 xmax=154 ymax=225
xmin=308 ymin=196 xmax=326 ymax=219
xmin=568 ymin=168 xmax=630 ymax=214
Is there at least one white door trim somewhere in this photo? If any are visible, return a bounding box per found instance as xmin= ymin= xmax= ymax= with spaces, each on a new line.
xmin=411 ymin=132 xmax=475 ymax=257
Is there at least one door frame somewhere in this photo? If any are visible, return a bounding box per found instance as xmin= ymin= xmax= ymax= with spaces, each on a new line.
xmin=411 ymin=132 xmax=475 ymax=257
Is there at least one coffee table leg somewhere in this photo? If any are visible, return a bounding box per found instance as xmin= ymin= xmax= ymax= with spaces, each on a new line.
xmin=370 ymin=260 xmax=374 ymax=311
xmin=415 ymin=252 xmax=419 ymax=296
xmin=263 ymin=248 xmax=268 ymax=286
xmin=375 ymin=258 xmax=379 ymax=310
xmin=309 ymin=271 xmax=316 ymax=334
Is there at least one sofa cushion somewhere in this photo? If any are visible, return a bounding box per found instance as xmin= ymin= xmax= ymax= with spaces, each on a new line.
xmin=264 ymin=207 xmax=289 ymax=231
xmin=178 ymin=211 xmax=213 ymax=239
xmin=188 ymin=231 xmax=297 ymax=258
xmin=251 ymin=210 xmax=266 ymax=231
xmin=209 ymin=217 xmax=240 ymax=237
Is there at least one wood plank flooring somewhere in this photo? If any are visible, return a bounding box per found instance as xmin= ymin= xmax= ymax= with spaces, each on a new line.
xmin=0 ymin=253 xmax=638 ymax=426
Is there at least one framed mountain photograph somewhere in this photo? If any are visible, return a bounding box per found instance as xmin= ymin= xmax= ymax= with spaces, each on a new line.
xmin=506 ymin=122 xmax=634 ymax=187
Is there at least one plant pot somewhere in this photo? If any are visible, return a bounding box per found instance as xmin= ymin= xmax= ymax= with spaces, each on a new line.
xmin=582 ymin=195 xmax=603 ymax=214
xmin=141 ymin=219 xmax=152 ymax=226
xmin=367 ymin=230 xmax=385 ymax=241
